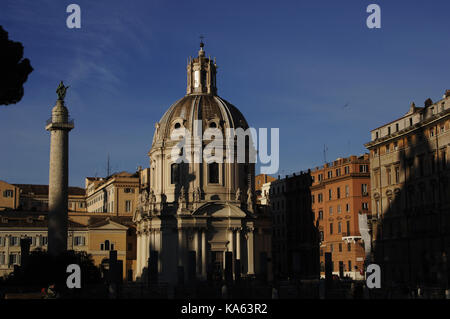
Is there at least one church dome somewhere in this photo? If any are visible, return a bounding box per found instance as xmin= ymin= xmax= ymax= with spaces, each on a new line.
xmin=152 ymin=95 xmax=249 ymax=146
xmin=152 ymin=43 xmax=249 ymax=146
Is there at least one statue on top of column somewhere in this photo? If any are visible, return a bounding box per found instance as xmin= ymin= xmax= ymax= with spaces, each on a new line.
xmin=56 ymin=81 xmax=69 ymax=101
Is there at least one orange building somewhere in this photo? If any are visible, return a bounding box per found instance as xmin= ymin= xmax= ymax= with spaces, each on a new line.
xmin=255 ymin=174 xmax=276 ymax=204
xmin=310 ymin=154 xmax=371 ymax=279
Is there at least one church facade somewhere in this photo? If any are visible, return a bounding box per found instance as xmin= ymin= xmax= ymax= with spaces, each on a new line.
xmin=133 ymin=43 xmax=271 ymax=284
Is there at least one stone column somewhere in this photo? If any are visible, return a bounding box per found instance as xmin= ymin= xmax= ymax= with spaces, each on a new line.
xmin=236 ymin=229 xmax=241 ymax=260
xmin=136 ymin=232 xmax=141 ymax=277
xmin=194 ymin=229 xmax=200 ymax=275
xmin=144 ymin=230 xmax=149 ymax=270
xmin=178 ymin=228 xmax=183 ymax=266
xmin=155 ymin=229 xmax=161 ymax=272
xmin=201 ymin=229 xmax=206 ymax=278
xmin=247 ymin=228 xmax=254 ymax=274
xmin=46 ymin=98 xmax=74 ymax=256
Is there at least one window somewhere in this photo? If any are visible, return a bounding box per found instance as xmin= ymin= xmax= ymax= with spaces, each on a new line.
xmin=361 ymin=184 xmax=368 ymax=195
xmin=42 ymin=236 xmax=48 ymax=246
xmin=328 ymin=189 xmax=332 ymax=200
xmin=386 ymin=168 xmax=392 ymax=185
xmin=338 ymin=222 xmax=342 ymax=233
xmin=388 ymin=126 xmax=391 ymax=135
xmin=10 ymin=236 xmax=19 ymax=246
xmin=347 ymin=220 xmax=350 ymax=235
xmin=430 ymin=128 xmax=435 ymax=137
xmin=0 ymin=253 xmax=5 ymax=265
xmin=348 ymin=260 xmax=352 ymax=271
xmin=348 ymin=242 xmax=351 ymax=251
xmin=346 ymin=203 xmax=350 ymax=212
xmin=376 ymin=200 xmax=380 ymax=216
xmin=360 ymin=165 xmax=368 ymax=173
xmin=0 ymin=237 xmax=4 ymax=246
xmin=330 ymin=223 xmax=333 ymax=234
xmin=125 ymin=200 xmax=132 ymax=212
xmin=409 ymin=118 xmax=413 ymax=126
xmin=328 ymin=171 xmax=332 ymax=179
xmin=337 ymin=205 xmax=341 ymax=214
xmin=208 ymin=162 xmax=219 ymax=183
xmin=345 ymin=185 xmax=349 ymax=198
xmin=362 ymin=202 xmax=368 ymax=210
xmin=339 ymin=243 xmax=342 ymax=252
xmin=336 ymin=168 xmax=341 ymax=177
xmin=320 ymin=231 xmax=324 ymax=242
xmin=9 ymin=254 xmax=18 ymax=265
xmin=337 ymin=187 xmax=341 ymax=199
xmin=344 ymin=166 xmax=350 ymax=174
xmin=318 ymin=193 xmax=323 ymax=203
xmin=74 ymin=236 xmax=85 ymax=246
xmin=396 ymin=123 xmax=399 ymax=132
xmin=3 ymin=190 xmax=13 ymax=198
xmin=395 ymin=166 xmax=400 ymax=183
xmin=329 ymin=206 xmax=333 ymax=215
xmin=170 ymin=163 xmax=179 ymax=184
xmin=104 ymin=240 xmax=110 ymax=251
xmin=318 ymin=174 xmax=323 ymax=182
xmin=318 ymin=210 xmax=323 ymax=220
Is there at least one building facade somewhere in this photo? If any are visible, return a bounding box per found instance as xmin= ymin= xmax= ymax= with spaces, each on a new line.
xmin=264 ymin=172 xmax=319 ymax=281
xmin=85 ymin=171 xmax=139 ymax=215
xmin=311 ymin=155 xmax=370 ymax=280
xmin=133 ymin=43 xmax=269 ymax=284
xmin=0 ymin=212 xmax=135 ymax=280
xmin=0 ymin=181 xmax=20 ymax=211
xmin=12 ymin=184 xmax=86 ymax=212
xmin=365 ymin=90 xmax=450 ymax=287
xmin=255 ymin=174 xmax=276 ymax=204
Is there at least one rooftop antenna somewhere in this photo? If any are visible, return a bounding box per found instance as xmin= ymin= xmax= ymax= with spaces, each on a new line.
xmin=323 ymin=144 xmax=328 ymax=164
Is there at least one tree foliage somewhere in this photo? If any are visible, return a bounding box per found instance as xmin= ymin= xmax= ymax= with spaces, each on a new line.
xmin=0 ymin=25 xmax=33 ymax=106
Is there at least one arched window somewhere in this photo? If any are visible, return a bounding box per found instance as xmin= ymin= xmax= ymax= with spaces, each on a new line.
xmin=208 ymin=162 xmax=219 ymax=184
xmin=171 ymin=163 xmax=179 ymax=184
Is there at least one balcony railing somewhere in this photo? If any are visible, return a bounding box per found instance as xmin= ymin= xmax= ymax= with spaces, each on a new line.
xmin=46 ymin=117 xmax=74 ymax=126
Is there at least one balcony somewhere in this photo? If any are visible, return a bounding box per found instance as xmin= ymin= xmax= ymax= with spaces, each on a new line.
xmin=46 ymin=117 xmax=74 ymax=126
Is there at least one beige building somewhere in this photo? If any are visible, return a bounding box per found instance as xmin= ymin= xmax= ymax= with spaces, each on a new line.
xmin=365 ymin=90 xmax=450 ymax=287
xmin=85 ymin=171 xmax=140 ymax=216
xmin=12 ymin=184 xmax=86 ymax=212
xmin=0 ymin=181 xmax=20 ymax=211
xmin=0 ymin=212 xmax=136 ymax=280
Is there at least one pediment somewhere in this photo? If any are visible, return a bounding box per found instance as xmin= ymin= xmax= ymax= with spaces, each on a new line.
xmin=193 ymin=202 xmax=248 ymax=218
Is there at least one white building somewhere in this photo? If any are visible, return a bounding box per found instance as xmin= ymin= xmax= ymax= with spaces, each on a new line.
xmin=133 ymin=43 xmax=270 ymax=284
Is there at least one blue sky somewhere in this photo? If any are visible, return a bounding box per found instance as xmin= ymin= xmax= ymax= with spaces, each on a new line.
xmin=1 ymin=0 xmax=449 ymax=187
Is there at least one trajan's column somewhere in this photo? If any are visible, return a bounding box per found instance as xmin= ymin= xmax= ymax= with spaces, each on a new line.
xmin=45 ymin=81 xmax=74 ymax=256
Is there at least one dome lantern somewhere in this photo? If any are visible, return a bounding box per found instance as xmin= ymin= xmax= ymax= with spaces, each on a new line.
xmin=186 ymin=41 xmax=217 ymax=95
